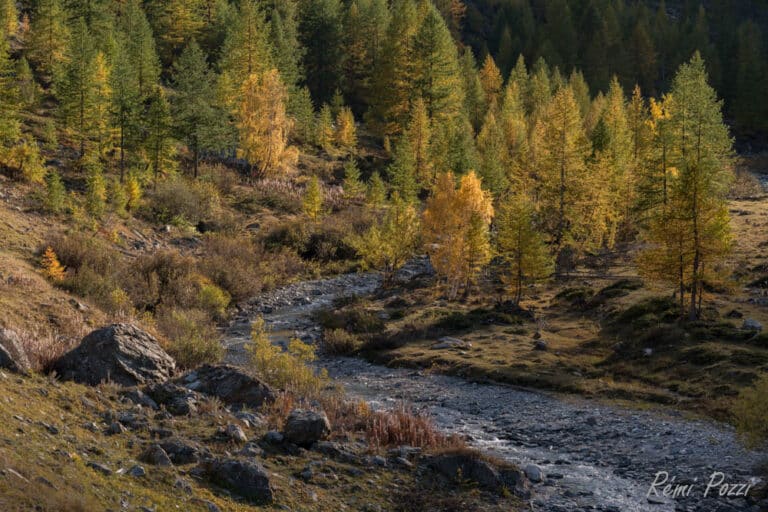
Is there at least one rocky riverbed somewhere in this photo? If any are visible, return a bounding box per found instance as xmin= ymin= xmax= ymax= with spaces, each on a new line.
xmin=223 ymin=264 xmax=767 ymax=512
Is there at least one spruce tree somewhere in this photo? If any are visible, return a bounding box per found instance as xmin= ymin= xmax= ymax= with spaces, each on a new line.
xmin=111 ymin=39 xmax=141 ymax=181
xmin=28 ymin=0 xmax=70 ymax=77
xmin=144 ymin=85 xmax=173 ymax=187
xmin=299 ymin=0 xmax=344 ymax=105
xmin=120 ymin=0 xmax=160 ymax=97
xmin=388 ymin=135 xmax=418 ymax=203
xmin=0 ymin=35 xmax=20 ymax=150
xmin=270 ymin=0 xmax=304 ymax=92
xmin=171 ymin=41 xmax=223 ymax=178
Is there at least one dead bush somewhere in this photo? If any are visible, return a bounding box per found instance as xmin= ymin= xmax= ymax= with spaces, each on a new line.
xmin=144 ymin=176 xmax=221 ymax=226
xmin=323 ymin=328 xmax=361 ymax=355
xmin=365 ymin=403 xmax=466 ymax=450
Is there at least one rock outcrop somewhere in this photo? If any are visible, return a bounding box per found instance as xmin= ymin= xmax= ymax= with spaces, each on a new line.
xmin=177 ymin=364 xmax=275 ymax=409
xmin=199 ymin=458 xmax=273 ymax=504
xmin=52 ymin=324 xmax=175 ymax=386
xmin=0 ymin=329 xmax=31 ymax=374
xmin=425 ymin=450 xmax=530 ymax=498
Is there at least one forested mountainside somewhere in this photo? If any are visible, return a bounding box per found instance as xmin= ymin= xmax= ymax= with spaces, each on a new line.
xmin=460 ymin=0 xmax=768 ymax=143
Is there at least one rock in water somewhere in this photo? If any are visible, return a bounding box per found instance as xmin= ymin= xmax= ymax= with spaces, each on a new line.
xmin=282 ymin=409 xmax=331 ymax=447
xmin=200 ymin=459 xmax=273 ymax=504
xmin=52 ymin=324 xmax=175 ymax=386
xmin=0 ymin=329 xmax=32 ymax=374
xmin=178 ymin=365 xmax=275 ymax=409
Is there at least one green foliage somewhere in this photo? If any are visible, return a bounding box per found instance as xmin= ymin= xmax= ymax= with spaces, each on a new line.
xmin=84 ymin=160 xmax=107 ymax=218
xmin=44 ymin=171 xmax=67 ymax=213
xmin=342 ymin=158 xmax=364 ymax=199
xmin=366 ymin=171 xmax=387 ymax=207
xmin=302 ymin=175 xmax=324 ymax=220
xmin=158 ymin=307 xmax=224 ymax=369
xmin=323 ymin=328 xmax=361 ymax=355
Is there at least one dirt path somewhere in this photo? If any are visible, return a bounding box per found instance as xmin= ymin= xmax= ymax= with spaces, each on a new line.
xmin=223 ymin=264 xmax=765 ymax=512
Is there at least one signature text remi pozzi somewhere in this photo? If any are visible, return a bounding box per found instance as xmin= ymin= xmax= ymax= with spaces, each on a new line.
xmin=647 ymin=471 xmax=757 ymax=500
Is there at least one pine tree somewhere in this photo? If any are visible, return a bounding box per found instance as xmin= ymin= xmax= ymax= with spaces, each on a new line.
xmin=412 ymin=5 xmax=464 ymax=125
xmin=299 ymin=0 xmax=344 ymax=105
xmin=498 ymin=79 xmax=530 ymax=191
xmin=171 ymin=41 xmax=222 ymax=178
xmin=289 ymin=86 xmax=315 ymax=143
xmin=28 ymin=0 xmax=70 ymax=77
xmin=219 ymin=0 xmax=273 ymax=109
xmin=44 ymin=170 xmax=67 ymax=213
xmin=479 ymin=53 xmax=503 ymax=110
xmin=348 ymin=194 xmax=420 ymax=285
xmin=144 ymin=85 xmax=173 ymax=187
xmin=270 ymin=0 xmax=304 ymax=92
xmin=367 ymin=0 xmax=418 ymax=137
xmin=120 ymin=0 xmax=160 ymax=97
xmin=91 ymin=51 xmax=112 ymax=157
xmin=0 ymin=35 xmax=20 ymax=151
xmin=57 ymin=18 xmax=98 ymax=156
xmin=237 ymin=70 xmax=297 ymax=177
xmin=156 ymin=0 xmax=204 ymax=61
xmin=495 ymin=194 xmax=553 ymax=304
xmin=302 ymin=175 xmax=324 ymax=220
xmin=111 ymin=40 xmax=141 ymax=181
xmin=16 ymin=58 xmax=41 ymax=111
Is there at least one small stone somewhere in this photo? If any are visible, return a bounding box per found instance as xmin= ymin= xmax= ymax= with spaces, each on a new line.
xmin=371 ymin=456 xmax=387 ymax=467
xmin=263 ymin=431 xmax=284 ymax=444
xmin=643 ymin=347 xmax=654 ymax=357
xmin=743 ymin=319 xmax=763 ymax=332
xmin=533 ymin=340 xmax=548 ymax=351
xmin=87 ymin=462 xmax=112 ymax=476
xmin=106 ymin=422 xmax=127 ymax=435
xmin=395 ymin=457 xmax=413 ymax=468
xmin=225 ymin=424 xmax=248 ymax=443
xmin=523 ymin=464 xmax=543 ymax=483
xmin=128 ymin=465 xmax=146 ymax=478
xmin=140 ymin=444 xmax=173 ymax=466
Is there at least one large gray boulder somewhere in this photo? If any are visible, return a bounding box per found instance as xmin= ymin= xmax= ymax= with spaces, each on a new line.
xmin=52 ymin=324 xmax=175 ymax=386
xmin=177 ymin=364 xmax=275 ymax=409
xmin=282 ymin=409 xmax=331 ymax=447
xmin=200 ymin=458 xmax=273 ymax=504
xmin=0 ymin=329 xmax=32 ymax=374
xmin=425 ymin=450 xmax=530 ymax=498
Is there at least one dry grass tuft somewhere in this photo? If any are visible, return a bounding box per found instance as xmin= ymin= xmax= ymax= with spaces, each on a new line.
xmin=365 ymin=403 xmax=466 ymax=450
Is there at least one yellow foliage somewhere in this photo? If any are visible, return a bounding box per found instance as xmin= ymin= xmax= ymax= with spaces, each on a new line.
xmin=335 ymin=106 xmax=357 ymax=153
xmin=302 ymin=175 xmax=324 ymax=220
xmin=422 ymin=171 xmax=494 ymax=298
xmin=125 ymin=174 xmax=142 ymax=211
xmin=41 ymin=247 xmax=65 ymax=281
xmin=247 ymin=316 xmax=329 ymax=398
xmin=479 ymin=54 xmax=503 ymax=108
xmin=237 ymin=70 xmax=298 ymax=176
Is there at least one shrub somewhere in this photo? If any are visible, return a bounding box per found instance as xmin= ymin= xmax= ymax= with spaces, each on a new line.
xmin=145 ymin=176 xmax=221 ymax=226
xmin=156 ymin=307 xmax=224 ymax=369
xmin=198 ymin=234 xmax=267 ymax=302
xmin=84 ymin=161 xmax=107 ymax=218
xmin=246 ymin=316 xmax=329 ymax=398
xmin=323 ymin=328 xmax=361 ymax=355
xmin=733 ymin=374 xmax=768 ymax=449
xmin=366 ymin=403 xmax=465 ymax=450
xmin=197 ymin=280 xmax=230 ymax=319
xmin=44 ymin=171 xmax=67 ymax=213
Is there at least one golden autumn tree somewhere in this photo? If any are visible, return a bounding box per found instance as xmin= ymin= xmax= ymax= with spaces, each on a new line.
xmin=347 ymin=194 xmax=421 ymax=286
xmin=422 ymin=171 xmax=494 ymax=298
xmin=41 ymin=246 xmax=65 ymax=281
xmin=237 ymin=70 xmax=298 ymax=177
xmin=335 ymin=106 xmax=357 ymax=154
xmin=479 ymin=53 xmax=503 ymax=110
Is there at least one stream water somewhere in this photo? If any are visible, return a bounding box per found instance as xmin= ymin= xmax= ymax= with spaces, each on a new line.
xmin=222 ymin=263 xmax=766 ymax=512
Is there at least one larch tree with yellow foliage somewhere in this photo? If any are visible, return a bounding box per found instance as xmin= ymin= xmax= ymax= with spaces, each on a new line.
xmin=479 ymin=54 xmax=503 ymax=110
xmin=495 ymin=194 xmax=553 ymax=304
xmin=423 ymin=171 xmax=494 ymax=298
xmin=335 ymin=106 xmax=357 ymax=154
xmin=348 ymin=194 xmax=421 ymax=286
xmin=41 ymin=246 xmax=66 ymax=281
xmin=237 ymin=70 xmax=298 ymax=177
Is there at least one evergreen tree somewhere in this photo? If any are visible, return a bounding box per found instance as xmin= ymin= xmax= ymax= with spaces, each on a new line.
xmin=0 ymin=35 xmax=20 ymax=151
xmin=144 ymin=85 xmax=173 ymax=186
xmin=155 ymin=0 xmax=204 ymax=61
xmin=111 ymin=39 xmax=142 ymax=181
xmin=219 ymin=0 xmax=273 ymax=109
xmin=405 ymin=97 xmax=433 ymax=187
xmin=120 ymin=0 xmax=160 ymax=97
xmin=44 ymin=170 xmax=67 ymax=213
xmin=342 ymin=158 xmax=364 ymax=199
xmin=16 ymin=58 xmax=41 ymax=110
xmin=367 ymin=170 xmax=387 ymax=207
xmin=733 ymin=21 xmax=767 ymax=132
xmin=641 ymin=53 xmax=733 ymax=319
xmin=388 ymin=135 xmax=418 ymax=202
xmin=57 ymin=18 xmax=98 ymax=156
xmin=302 ymin=175 xmax=324 ymax=220
xmin=413 ymin=5 xmax=464 ymax=125
xmin=335 ymin=106 xmax=357 ymax=154
xmin=316 ymin=102 xmax=334 ymax=152
xmin=299 ymin=0 xmax=344 ymax=105
xmin=270 ymin=0 xmax=304 ymax=91
xmin=476 ymin=108 xmax=508 ymax=194
xmin=289 ymin=86 xmax=315 ymax=143
xmin=460 ymin=49 xmax=486 ymax=131
xmin=85 ymin=158 xmax=107 ymax=217
xmin=498 ymin=79 xmax=530 ymax=191
xmin=171 ymin=41 xmax=223 ymax=178
xmin=28 ymin=0 xmax=70 ymax=77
